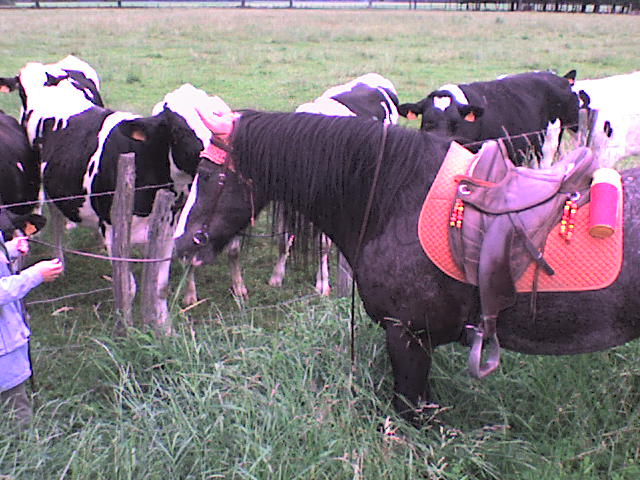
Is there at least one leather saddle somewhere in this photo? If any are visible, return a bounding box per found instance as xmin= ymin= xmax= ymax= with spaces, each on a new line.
xmin=449 ymin=140 xmax=599 ymax=378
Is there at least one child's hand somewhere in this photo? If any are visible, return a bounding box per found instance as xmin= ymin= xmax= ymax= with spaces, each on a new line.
xmin=33 ymin=258 xmax=64 ymax=282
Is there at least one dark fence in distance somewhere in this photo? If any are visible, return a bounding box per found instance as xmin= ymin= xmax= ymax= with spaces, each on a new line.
xmin=1 ymin=0 xmax=638 ymax=12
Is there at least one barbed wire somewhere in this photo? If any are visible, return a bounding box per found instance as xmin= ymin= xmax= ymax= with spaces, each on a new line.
xmin=4 ymin=118 xmax=606 ymax=268
xmin=25 ymin=287 xmax=113 ymax=306
xmin=0 ymin=182 xmax=175 ymax=212
xmin=28 ymin=237 xmax=173 ymax=263
xmin=0 ymin=120 xmax=589 ymax=213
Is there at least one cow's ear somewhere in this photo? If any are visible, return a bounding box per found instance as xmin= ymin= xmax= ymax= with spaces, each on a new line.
xmin=119 ymin=120 xmax=148 ymax=142
xmin=45 ymin=72 xmax=67 ymax=87
xmin=398 ymin=103 xmax=421 ymax=119
xmin=0 ymin=76 xmax=19 ymax=93
xmin=459 ymin=105 xmax=483 ymax=122
xmin=19 ymin=214 xmax=46 ymax=236
xmin=563 ymin=69 xmax=577 ymax=85
xmin=119 ymin=116 xmax=166 ymax=142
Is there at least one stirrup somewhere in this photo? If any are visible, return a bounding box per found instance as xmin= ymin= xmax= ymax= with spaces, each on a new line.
xmin=466 ymin=315 xmax=501 ymax=379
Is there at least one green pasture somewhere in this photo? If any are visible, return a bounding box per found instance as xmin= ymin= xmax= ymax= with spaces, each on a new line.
xmin=1 ymin=9 xmax=640 ymax=479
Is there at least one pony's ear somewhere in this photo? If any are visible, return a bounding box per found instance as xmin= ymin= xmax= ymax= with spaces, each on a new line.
xmin=196 ymin=108 xmax=237 ymax=138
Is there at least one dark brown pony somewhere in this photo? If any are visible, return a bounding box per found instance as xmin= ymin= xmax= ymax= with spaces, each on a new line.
xmin=174 ymin=111 xmax=640 ymax=422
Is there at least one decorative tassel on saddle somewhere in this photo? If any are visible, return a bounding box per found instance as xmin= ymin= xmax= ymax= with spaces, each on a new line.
xmin=449 ymin=198 xmax=464 ymax=229
xmin=559 ymin=196 xmax=579 ymax=242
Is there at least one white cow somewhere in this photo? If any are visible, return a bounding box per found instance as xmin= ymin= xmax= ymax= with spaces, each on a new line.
xmin=572 ymin=71 xmax=640 ymax=168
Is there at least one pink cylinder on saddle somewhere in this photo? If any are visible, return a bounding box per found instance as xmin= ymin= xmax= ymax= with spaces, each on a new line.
xmin=589 ymin=168 xmax=622 ymax=238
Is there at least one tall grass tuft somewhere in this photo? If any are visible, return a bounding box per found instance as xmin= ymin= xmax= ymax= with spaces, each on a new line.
xmin=4 ymin=294 xmax=639 ymax=478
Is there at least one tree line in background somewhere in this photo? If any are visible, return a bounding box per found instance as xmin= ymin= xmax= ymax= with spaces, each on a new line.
xmin=1 ymin=0 xmax=638 ymax=14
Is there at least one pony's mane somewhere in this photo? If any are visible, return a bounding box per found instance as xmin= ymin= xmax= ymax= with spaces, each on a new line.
xmin=228 ymin=111 xmax=444 ymax=250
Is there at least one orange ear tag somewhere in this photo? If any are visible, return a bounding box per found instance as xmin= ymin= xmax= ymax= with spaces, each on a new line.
xmin=464 ymin=112 xmax=476 ymax=122
xmin=130 ymin=129 xmax=147 ymax=141
xmin=407 ymin=111 xmax=418 ymax=121
xmin=24 ymin=223 xmax=37 ymax=236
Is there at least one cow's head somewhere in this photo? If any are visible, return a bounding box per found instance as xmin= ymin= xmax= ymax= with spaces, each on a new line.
xmin=399 ymin=91 xmax=484 ymax=142
xmin=0 ymin=56 xmax=102 ymax=118
xmin=174 ymin=110 xmax=253 ymax=265
xmin=117 ymin=114 xmax=175 ymax=195
xmin=151 ymin=84 xmax=233 ymax=182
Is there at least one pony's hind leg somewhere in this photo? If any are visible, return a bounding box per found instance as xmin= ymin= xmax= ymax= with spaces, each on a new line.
xmin=384 ymin=319 xmax=433 ymax=424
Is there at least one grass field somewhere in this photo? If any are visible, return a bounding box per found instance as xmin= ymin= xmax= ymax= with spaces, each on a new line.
xmin=1 ymin=9 xmax=640 ymax=479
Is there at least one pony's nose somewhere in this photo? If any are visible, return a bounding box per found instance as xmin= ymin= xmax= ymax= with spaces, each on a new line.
xmin=193 ymin=230 xmax=209 ymax=246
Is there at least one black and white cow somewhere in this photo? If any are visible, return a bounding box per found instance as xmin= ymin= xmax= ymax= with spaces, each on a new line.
xmin=150 ymin=83 xmax=246 ymax=302
xmin=0 ymin=110 xmax=43 ymax=239
xmin=398 ymin=71 xmax=579 ymax=166
xmin=282 ymin=73 xmax=401 ymax=295
xmin=571 ymin=71 xmax=640 ymax=168
xmin=2 ymin=64 xmax=237 ymax=308
xmin=0 ymin=55 xmax=103 ymax=145
xmin=296 ymin=73 xmax=399 ymax=125
xmin=0 ymin=62 xmax=207 ymax=323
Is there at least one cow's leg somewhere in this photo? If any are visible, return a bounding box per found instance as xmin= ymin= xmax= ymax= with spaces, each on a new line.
xmin=268 ymin=231 xmax=292 ymax=287
xmin=385 ymin=320 xmax=432 ymax=423
xmin=315 ymin=234 xmax=332 ymax=296
xmin=227 ymin=235 xmax=248 ymax=299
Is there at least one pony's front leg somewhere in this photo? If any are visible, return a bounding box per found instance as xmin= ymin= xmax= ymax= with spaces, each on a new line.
xmin=384 ymin=320 xmax=432 ymax=424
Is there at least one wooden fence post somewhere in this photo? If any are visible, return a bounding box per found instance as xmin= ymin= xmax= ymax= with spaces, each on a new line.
xmin=577 ymin=108 xmax=598 ymax=148
xmin=111 ymin=153 xmax=135 ymax=335
xmin=141 ymin=189 xmax=174 ymax=336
